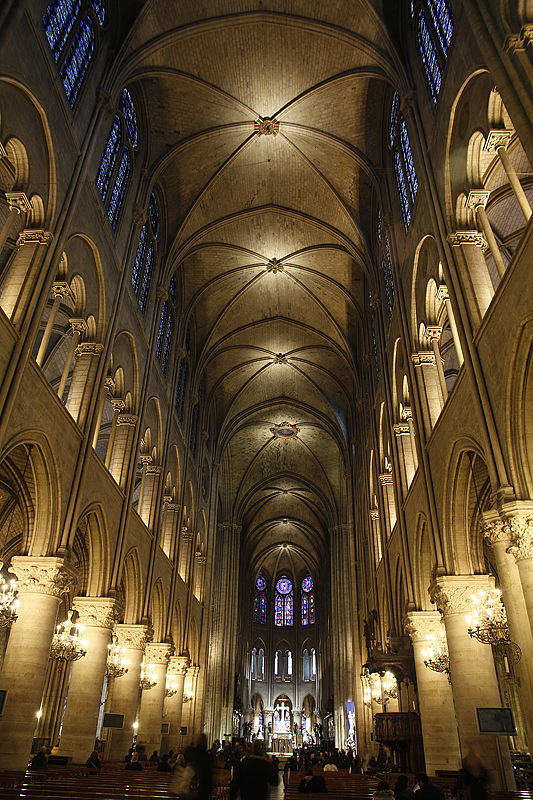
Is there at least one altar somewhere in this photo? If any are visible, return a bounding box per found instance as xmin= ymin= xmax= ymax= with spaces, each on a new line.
xmin=272 ymin=735 xmax=293 ymax=754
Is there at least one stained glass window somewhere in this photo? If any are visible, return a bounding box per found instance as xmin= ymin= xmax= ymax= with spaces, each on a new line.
xmin=251 ymin=648 xmax=257 ymax=679
xmin=122 ymin=88 xmax=138 ymax=148
xmin=418 ymin=11 xmax=442 ymax=105
xmin=301 ymin=575 xmax=315 ymax=625
xmin=394 ymin=150 xmax=411 ymax=229
xmin=60 ymin=16 xmax=95 ymax=105
xmin=377 ymin=209 xmax=382 ymax=243
xmin=132 ymin=224 xmax=147 ymax=294
xmin=286 ymin=650 xmax=293 ymax=677
xmin=371 ymin=314 xmax=380 ymax=381
xmin=92 ymin=0 xmax=105 ymax=26
xmin=107 ymin=148 xmax=131 ymax=230
xmin=254 ymin=573 xmax=267 ymax=624
xmin=43 ymin=0 xmax=81 ymax=61
xmin=156 ymin=302 xmax=167 ymax=361
xmin=257 ymin=648 xmax=264 ymax=680
xmin=381 ymin=236 xmax=395 ymax=321
xmin=303 ymin=649 xmax=310 ymax=681
xmin=139 ymin=242 xmax=153 ymax=313
xmin=162 ymin=314 xmax=173 ymax=374
xmin=389 ymin=92 xmax=399 ymax=148
xmin=169 ymin=275 xmax=177 ymax=305
xmin=311 ymin=648 xmax=316 ymax=678
xmin=274 ymin=650 xmax=281 ymax=677
xmin=400 ymin=119 xmax=418 ymax=202
xmin=427 ymin=0 xmax=454 ymax=56
xmin=97 ymin=116 xmax=121 ymax=199
xmin=150 ymin=192 xmax=160 ymax=238
xmin=275 ymin=576 xmax=293 ymax=626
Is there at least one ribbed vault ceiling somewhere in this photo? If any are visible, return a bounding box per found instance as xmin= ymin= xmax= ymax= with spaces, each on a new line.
xmin=120 ymin=0 xmax=395 ymax=583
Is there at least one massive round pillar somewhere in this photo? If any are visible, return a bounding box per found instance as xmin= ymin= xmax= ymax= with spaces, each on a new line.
xmin=137 ymin=642 xmax=170 ymax=754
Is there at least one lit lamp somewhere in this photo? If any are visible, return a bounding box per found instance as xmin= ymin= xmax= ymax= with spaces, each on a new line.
xmin=165 ymin=676 xmax=178 ymax=697
xmin=183 ymin=689 xmax=194 ymax=703
xmin=106 ymin=634 xmax=130 ymax=678
xmin=422 ymin=632 xmax=450 ymax=681
xmin=50 ymin=612 xmax=88 ymax=662
xmin=466 ymin=588 xmax=510 ymax=645
xmin=140 ymin=661 xmax=157 ymax=690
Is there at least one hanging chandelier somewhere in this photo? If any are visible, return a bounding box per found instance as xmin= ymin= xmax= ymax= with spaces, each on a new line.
xmin=0 ymin=574 xmax=19 ymax=627
xmin=50 ymin=613 xmax=88 ymax=662
xmin=183 ymin=690 xmax=194 ymax=703
xmin=106 ymin=634 xmax=130 ymax=678
xmin=466 ymin=588 xmax=510 ymax=646
xmin=362 ymin=670 xmax=397 ymax=706
xmin=422 ymin=632 xmax=450 ymax=680
xmin=165 ymin=676 xmax=178 ymax=697
xmin=140 ymin=661 xmax=157 ymax=690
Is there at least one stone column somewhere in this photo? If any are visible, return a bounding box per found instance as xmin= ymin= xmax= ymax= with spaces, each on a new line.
xmin=379 ymin=472 xmax=396 ymax=534
xmin=370 ymin=509 xmax=382 ymax=565
xmin=0 ymin=192 xmax=31 ymax=254
xmin=109 ymin=414 xmax=138 ymax=489
xmin=161 ymin=502 xmax=180 ymax=559
xmin=104 ymin=398 xmax=125 ymax=466
xmin=58 ymin=598 xmax=118 ymax=762
xmin=138 ymin=464 xmax=162 ymax=531
xmin=404 ymin=611 xmax=461 ymax=774
xmin=1 ymin=229 xmax=54 ymax=325
xmin=162 ymin=655 xmax=189 ymax=750
xmin=467 ymin=190 xmax=506 ymax=280
xmin=411 ymin=352 xmax=444 ymax=434
xmin=137 ymin=643 xmax=170 ymax=754
xmin=392 ymin=421 xmax=414 ymax=495
xmin=36 ymin=281 xmax=71 ymax=367
xmin=179 ymin=530 xmax=194 ymax=582
xmin=194 ymin=554 xmax=207 ymax=602
xmin=430 ymin=576 xmax=514 ymax=789
xmin=436 ymin=285 xmax=464 ymax=367
xmin=482 ymin=509 xmax=533 ymax=751
xmin=0 ymin=556 xmax=76 ymax=770
xmin=484 ymin=130 xmax=532 ymax=222
xmin=57 ymin=319 xmax=88 ymax=402
xmin=447 ymin=232 xmax=494 ymax=325
xmin=65 ymin=342 xmax=104 ymax=428
xmin=503 ymin=504 xmax=533 ymax=638
xmin=426 ymin=326 xmax=448 ymax=399
xmin=106 ymin=624 xmax=151 ymax=761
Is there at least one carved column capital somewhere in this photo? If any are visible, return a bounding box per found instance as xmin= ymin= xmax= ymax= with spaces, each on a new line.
xmin=429 ymin=575 xmax=495 ymax=617
xmin=115 ymin=624 xmax=153 ymax=651
xmin=16 ymin=229 xmax=53 ymax=247
xmin=75 ymin=342 xmax=104 ymax=357
xmin=73 ymin=597 xmax=121 ymax=629
xmin=111 ymin=398 xmax=126 ymax=413
xmin=480 ymin=509 xmax=510 ymax=545
xmin=9 ymin=556 xmax=77 ymax=598
xmin=156 ymin=285 xmax=168 ymax=302
xmin=393 ymin=422 xmax=410 ymax=436
xmin=401 ymin=406 xmax=413 ymax=421
xmin=97 ymin=87 xmax=115 ymax=119
xmin=369 ymin=509 xmax=379 ymax=521
xmin=400 ymin=90 xmax=417 ymax=118
xmin=167 ymin=655 xmax=190 ymax=676
xmin=484 ymin=130 xmax=513 ymax=153
xmin=117 ymin=413 xmax=138 ymax=426
xmin=404 ymin=611 xmax=443 ymax=644
xmin=436 ymin=285 xmax=449 ymax=303
xmin=379 ymin=472 xmax=393 ymax=485
xmin=447 ymin=231 xmax=488 ymax=248
xmin=52 ymin=281 xmax=71 ymax=300
xmin=411 ymin=351 xmax=437 ymax=366
xmin=466 ymin=190 xmax=490 ymax=211
xmin=132 ymin=204 xmax=147 ymax=228
xmin=426 ymin=325 xmax=443 ymax=343
xmin=5 ymin=191 xmax=32 ymax=215
xmin=69 ymin=318 xmax=89 ymax=336
xmin=144 ymin=642 xmax=173 ymax=665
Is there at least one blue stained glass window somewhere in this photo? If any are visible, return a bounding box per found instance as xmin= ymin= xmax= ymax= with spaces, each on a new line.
xmin=60 ymin=16 xmax=94 ymax=105
xmin=394 ymin=150 xmax=411 ymax=229
xmin=260 ymin=594 xmax=266 ymax=624
xmin=285 ymin=594 xmax=293 ymax=626
xmin=43 ymin=0 xmax=81 ymax=61
xmin=132 ymin=223 xmax=147 ymax=294
xmin=277 ymin=576 xmax=292 ymax=595
xmin=400 ymin=119 xmax=418 ymax=202
xmin=185 ymin=324 xmax=191 ymax=357
xmin=302 ymin=593 xmax=308 ymax=625
xmin=122 ymin=88 xmax=138 ymax=148
xmin=303 ymin=649 xmax=310 ymax=681
xmin=381 ymin=256 xmax=392 ymax=320
xmin=162 ymin=313 xmax=173 ymax=374
xmin=175 ymin=360 xmax=184 ymax=413
xmin=256 ymin=573 xmax=266 ymax=591
xmin=156 ymin=302 xmax=167 ymax=360
xmin=377 ymin=209 xmax=382 ymax=243
xmin=389 ymin=92 xmax=399 ymax=148
xmin=275 ymin=576 xmax=293 ymax=626
xmin=107 ymin=148 xmax=131 ymax=229
xmin=301 ymin=575 xmax=315 ymax=626
xmin=371 ymin=314 xmax=380 ymax=380
xmin=275 ymin=596 xmax=283 ymax=627
xmin=139 ymin=242 xmax=153 ymax=313
xmin=150 ymin=192 xmax=160 ymax=238
xmin=302 ymin=575 xmax=313 ymax=592
xmin=97 ymin=116 xmax=121 ymax=199
xmin=92 ymin=0 xmax=105 ymax=25
xmin=418 ymin=12 xmax=442 ymax=104
xmin=427 ymin=0 xmax=454 ymax=56
xmin=169 ymin=275 xmax=177 ymax=305
xmin=385 ymin=235 xmax=395 ymax=304
xmin=254 ymin=573 xmax=267 ymax=624
xmin=309 ymin=594 xmax=315 ymax=624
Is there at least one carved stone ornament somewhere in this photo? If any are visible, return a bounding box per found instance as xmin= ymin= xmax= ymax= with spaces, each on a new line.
xmin=254 ymin=117 xmax=279 ymax=136
xmin=484 ymin=130 xmax=513 ymax=153
xmin=403 ymin=611 xmax=443 ymax=644
xmin=117 ymin=413 xmax=138 ymax=426
xmin=447 ymin=231 xmax=488 ymax=248
xmin=411 ymin=351 xmax=437 ymax=366
xmin=52 ymin=281 xmax=71 ymax=300
xmin=167 ymin=655 xmax=190 ymax=676
xmin=146 ymin=464 xmax=162 ymax=475
xmin=156 ymin=285 xmax=168 ymax=302
xmin=73 ymin=597 xmax=121 ymax=629
xmin=132 ymin=204 xmax=147 ymax=228
xmin=270 ymin=421 xmax=299 ymax=439
xmin=401 ymin=406 xmax=413 ymax=421
xmin=9 ymin=556 xmax=77 ymax=598
xmin=16 ymin=229 xmax=53 ymax=247
xmin=369 ymin=509 xmax=379 ymax=521
xmin=195 ymin=555 xmax=207 ymax=565
xmin=362 ymin=355 xmax=371 ymax=369
xmin=6 ymin=192 xmax=32 ymax=215
xmin=466 ymin=190 xmax=490 ymax=211
xmin=273 ymin=354 xmax=288 ymax=364
xmin=379 ymin=472 xmax=393 ymax=486
xmin=115 ymin=624 xmax=153 ymax=651
xmin=267 ymin=258 xmax=284 ymax=273
xmin=436 ymin=285 xmax=449 ymax=303
xmin=110 ymin=398 xmax=126 ymax=413
xmin=393 ymin=422 xmax=410 ymax=436
xmin=504 ymin=515 xmax=533 ymax=561
xmin=480 ymin=510 xmax=509 ymax=545
xmin=370 ymin=294 xmax=381 ymax=308
xmin=145 ymin=642 xmax=173 ymax=664
xmin=429 ymin=575 xmax=495 ymax=617
xmin=400 ymin=90 xmax=417 ymax=118
xmin=187 ymin=664 xmax=200 ymax=678
xmin=69 ymin=318 xmax=89 ymax=336
xmin=426 ymin=326 xmax=443 ymax=343
xmin=75 ymin=343 xmax=104 ymax=357
xmin=505 ymin=25 xmax=533 ymax=54
xmin=97 ymin=87 xmax=115 ymax=120
xmin=181 ymin=531 xmax=194 ymax=541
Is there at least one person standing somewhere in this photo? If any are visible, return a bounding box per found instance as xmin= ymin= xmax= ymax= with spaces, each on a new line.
xmin=230 ymin=738 xmax=278 ymax=800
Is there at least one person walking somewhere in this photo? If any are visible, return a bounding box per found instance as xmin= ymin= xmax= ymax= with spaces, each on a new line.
xmin=229 ymin=739 xmax=278 ymax=800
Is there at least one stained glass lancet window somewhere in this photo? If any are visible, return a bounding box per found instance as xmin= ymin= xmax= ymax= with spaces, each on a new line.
xmin=301 ymin=575 xmax=315 ymax=625
xmin=380 ymin=235 xmax=395 ymax=321
xmin=413 ymin=0 xmax=454 ymax=104
xmin=427 ymin=0 xmax=454 ymax=55
xmin=122 ymin=88 xmax=138 ymax=148
xmin=43 ymin=0 xmax=81 ymax=60
xmin=275 ymin=575 xmax=293 ymax=626
xmin=107 ymin=149 xmax=131 ymax=230
xmin=92 ymin=0 xmax=105 ymax=26
xmin=175 ymin=324 xmax=191 ymax=425
xmin=257 ymin=648 xmax=264 ymax=680
xmin=390 ymin=93 xmax=418 ymax=231
xmin=60 ymin=15 xmax=95 ymax=105
xmin=254 ymin=573 xmax=267 ymax=624
xmin=132 ymin=192 xmax=159 ymax=314
xmin=417 ymin=12 xmax=442 ymax=104
xmin=96 ymin=116 xmax=120 ymax=199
